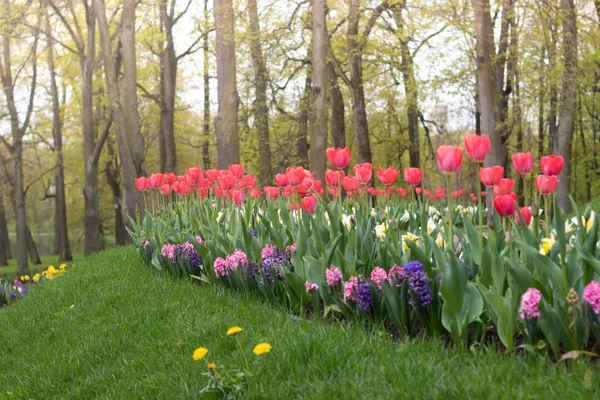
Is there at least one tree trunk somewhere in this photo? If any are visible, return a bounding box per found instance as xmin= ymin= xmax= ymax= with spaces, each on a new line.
xmin=554 ymin=0 xmax=577 ymax=213
xmin=120 ymin=0 xmax=145 ymax=221
xmin=0 ymin=194 xmax=9 ymax=265
xmin=248 ymin=0 xmax=273 ymax=186
xmin=160 ymin=0 xmax=177 ymax=173
xmin=105 ymin=137 xmax=127 ymax=246
xmin=202 ymin=0 xmax=211 ymax=170
xmin=46 ymin=10 xmax=72 ymax=262
xmin=26 ymin=226 xmax=42 ymax=265
xmin=347 ymin=0 xmax=371 ymax=165
xmin=310 ymin=0 xmax=328 ymax=179
xmin=326 ymin=27 xmax=345 ymax=149
xmin=538 ymin=47 xmax=545 ymax=159
xmin=214 ymin=0 xmax=240 ymax=168
xmin=547 ymin=22 xmax=559 ymax=155
xmin=297 ymin=51 xmax=311 ymax=167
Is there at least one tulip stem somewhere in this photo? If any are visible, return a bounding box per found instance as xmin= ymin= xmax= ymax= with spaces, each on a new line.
xmin=544 ymin=195 xmax=551 ymax=238
xmin=477 ymin=183 xmax=483 ymax=266
xmin=445 ymin=175 xmax=453 ymax=252
xmin=338 ymin=170 xmax=342 ymax=212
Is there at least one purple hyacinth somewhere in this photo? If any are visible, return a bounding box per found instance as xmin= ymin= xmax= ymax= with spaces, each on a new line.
xmin=249 ymin=228 xmax=257 ymax=237
xmin=402 ymin=261 xmax=432 ymax=307
xmin=179 ymin=242 xmax=202 ymax=268
xmin=356 ymin=280 xmax=373 ymax=311
xmin=142 ymin=240 xmax=154 ymax=255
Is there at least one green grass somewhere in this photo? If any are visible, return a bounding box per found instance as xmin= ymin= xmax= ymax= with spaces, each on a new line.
xmin=0 ymin=253 xmax=83 ymax=279
xmin=0 ymin=247 xmax=598 ymax=399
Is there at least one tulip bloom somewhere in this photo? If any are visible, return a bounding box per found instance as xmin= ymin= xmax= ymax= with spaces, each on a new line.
xmin=264 ymin=186 xmax=280 ymax=200
xmin=312 ymin=180 xmax=324 ymax=195
xmin=493 ymin=178 xmax=514 ymax=196
xmin=436 ymin=145 xmax=463 ymax=175
xmin=353 ymin=163 xmax=373 ymax=184
xmin=185 ymin=167 xmax=203 ymax=186
xmin=415 ymin=187 xmax=422 ymax=195
xmin=325 ymin=170 xmax=345 ymax=187
xmin=198 ymin=187 xmax=209 ymax=199
xmin=205 ymin=169 xmax=220 ymax=181
xmin=516 ymin=207 xmax=532 ymax=227
xmin=239 ymin=175 xmax=257 ymax=189
xmin=493 ymin=194 xmax=516 ymax=217
xmin=540 ymin=155 xmax=563 ymax=176
xmin=325 ymin=147 xmax=351 ymax=169
xmin=286 ymin=166 xmax=306 ymax=186
xmin=159 ymin=184 xmax=172 ymax=196
xmin=275 ymin=174 xmax=288 ymax=187
xmin=135 ymin=177 xmax=149 ymax=191
xmin=464 ymin=134 xmax=491 ymax=162
xmin=377 ymin=167 xmax=398 ymax=185
xmin=172 ymin=181 xmax=191 ymax=196
xmin=343 ymin=175 xmax=360 ymax=193
xmin=480 ymin=166 xmax=504 ymax=187
xmin=218 ymin=174 xmax=237 ymax=190
xmin=230 ymin=189 xmax=244 ymax=205
xmin=404 ymin=167 xmax=423 ymax=187
xmin=512 ymin=152 xmax=533 ymax=175
xmin=301 ymin=196 xmax=317 ymax=214
xmin=396 ymin=187 xmax=407 ymax=197
xmin=536 ymin=174 xmax=559 ymax=195
xmin=250 ymin=188 xmax=262 ymax=198
xmin=229 ymin=164 xmax=245 ymax=179
xmin=283 ymin=186 xmax=296 ymax=197
xmin=149 ymin=173 xmax=164 ymax=189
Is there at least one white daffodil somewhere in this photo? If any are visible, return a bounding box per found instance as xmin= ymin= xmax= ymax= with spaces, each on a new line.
xmin=370 ymin=208 xmax=377 ymax=217
xmin=375 ymin=222 xmax=388 ymax=239
xmin=342 ymin=214 xmax=353 ymax=231
xmin=400 ymin=210 xmax=410 ymax=223
xmin=402 ymin=232 xmax=419 ymax=249
xmin=539 ymin=237 xmax=556 ymax=255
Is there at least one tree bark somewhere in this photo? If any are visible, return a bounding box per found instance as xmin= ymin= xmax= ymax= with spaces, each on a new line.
xmin=326 ymin=28 xmax=345 ymax=149
xmin=310 ymin=0 xmax=328 ymax=179
xmin=214 ymin=0 xmax=240 ymax=168
xmin=297 ymin=66 xmax=311 ymax=168
xmin=248 ymin=0 xmax=273 ymax=186
xmin=26 ymin=226 xmax=42 ymax=265
xmin=538 ymin=46 xmax=545 ymax=160
xmin=547 ymin=22 xmax=559 ymax=154
xmin=202 ymin=0 xmax=211 ymax=169
xmin=46 ymin=8 xmax=72 ymax=262
xmin=105 ymin=137 xmax=127 ymax=246
xmin=554 ymin=0 xmax=577 ymax=213
xmin=160 ymin=0 xmax=177 ymax=173
xmin=0 ymin=194 xmax=10 ymax=265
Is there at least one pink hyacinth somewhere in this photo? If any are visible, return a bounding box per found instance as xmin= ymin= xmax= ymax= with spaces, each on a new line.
xmin=161 ymin=244 xmax=177 ymax=261
xmin=344 ymin=276 xmax=359 ymax=302
xmin=387 ymin=265 xmax=404 ymax=283
xmin=289 ymin=243 xmax=297 ymax=253
xmin=225 ymin=249 xmax=248 ymax=272
xmin=326 ymin=265 xmax=343 ymax=286
xmin=583 ymin=280 xmax=600 ymax=314
xmin=370 ymin=267 xmax=388 ymax=290
xmin=520 ymin=288 xmax=542 ymax=320
xmin=195 ymin=235 xmax=205 ymax=245
xmin=261 ymin=244 xmax=276 ymax=260
xmin=214 ymin=257 xmax=227 ymax=277
xmin=305 ymin=281 xmax=319 ymax=293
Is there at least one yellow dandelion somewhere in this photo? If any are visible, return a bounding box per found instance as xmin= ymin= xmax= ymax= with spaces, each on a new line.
xmin=227 ymin=326 xmax=243 ymax=336
xmin=192 ymin=347 xmax=208 ymax=361
xmin=60 ymin=264 xmax=67 ymax=270
xmin=252 ymin=342 xmax=272 ymax=355
xmin=32 ymin=274 xmax=40 ymax=283
xmin=208 ymin=362 xmax=216 ymax=372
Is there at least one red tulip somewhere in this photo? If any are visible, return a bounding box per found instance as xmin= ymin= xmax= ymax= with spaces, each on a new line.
xmin=275 ymin=174 xmax=288 ymax=187
xmin=164 ymin=173 xmax=177 ymax=185
xmin=286 ymin=166 xmax=306 ymax=186
xmin=135 ymin=177 xmax=149 ymax=191
xmin=149 ymin=173 xmax=164 ymax=189
xmin=396 ymin=187 xmax=407 ymax=197
xmin=536 ymin=174 xmax=559 ymax=195
xmin=185 ymin=167 xmax=203 ymax=187
xmin=290 ymin=202 xmax=301 ymax=211
xmin=326 ymin=147 xmax=351 ymax=169
xmin=387 ymin=186 xmax=395 ymax=196
xmin=229 ymin=164 xmax=245 ymax=179
xmin=264 ymin=186 xmax=280 ymax=200
xmin=172 ymin=181 xmax=191 ymax=195
xmin=512 ymin=152 xmax=533 ymax=175
xmin=215 ymin=186 xmax=227 ymax=198
xmin=437 ymin=145 xmax=463 ymax=175
xmin=415 ymin=187 xmax=422 ymax=195
xmin=540 ymin=155 xmax=563 ymax=176
xmin=493 ymin=194 xmax=516 ymax=217
xmin=343 ymin=175 xmax=360 ymax=193
xmin=239 ymin=175 xmax=257 ymax=189
xmin=376 ymin=167 xmax=398 ymax=186
xmin=198 ymin=178 xmax=212 ymax=188
xmin=493 ymin=178 xmax=514 ymax=196
xmin=312 ymin=180 xmax=324 ymax=195
xmin=301 ymin=196 xmax=317 ymax=214
xmin=480 ymin=166 xmax=504 ymax=187
xmin=283 ymin=186 xmax=296 ymax=197
xmin=198 ymin=187 xmax=209 ymax=199
xmin=328 ymin=187 xmax=342 ymax=197
xmin=516 ymin=207 xmax=532 ymax=226
xmin=353 ymin=163 xmax=373 ymax=184
xmin=218 ymin=174 xmax=237 ymax=190
xmin=250 ymin=188 xmax=262 ymax=198
xmin=404 ymin=168 xmax=423 ymax=186
xmin=436 ymin=188 xmax=446 ymax=198
xmin=205 ymin=169 xmax=220 ymax=181
xmin=230 ymin=189 xmax=244 ymax=205
xmin=464 ymin=134 xmax=491 ymax=162
xmin=159 ymin=184 xmax=172 ymax=196
xmin=325 ymin=170 xmax=345 ymax=187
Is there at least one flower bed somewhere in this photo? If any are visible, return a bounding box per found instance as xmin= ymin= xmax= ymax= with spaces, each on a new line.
xmin=130 ymin=138 xmax=600 ymax=357
xmin=0 ymin=264 xmax=73 ymax=307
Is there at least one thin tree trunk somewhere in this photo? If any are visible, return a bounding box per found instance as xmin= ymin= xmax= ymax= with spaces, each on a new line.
xmin=202 ymin=0 xmax=211 ymax=169
xmin=214 ymin=0 xmax=240 ymax=168
xmin=160 ymin=0 xmax=177 ymax=173
xmin=105 ymin=137 xmax=127 ymax=246
xmin=310 ymin=0 xmax=328 ymax=179
xmin=26 ymin=226 xmax=41 ymax=265
xmin=538 ymin=46 xmax=545 ymax=159
xmin=547 ymin=22 xmax=558 ymax=154
xmin=0 ymin=194 xmax=9 ymax=265
xmin=326 ymin=26 xmax=345 ymax=148
xmin=248 ymin=0 xmax=273 ymax=186
xmin=554 ymin=0 xmax=577 ymax=213
xmin=46 ymin=8 xmax=71 ymax=262
xmin=297 ymin=67 xmax=311 ymax=167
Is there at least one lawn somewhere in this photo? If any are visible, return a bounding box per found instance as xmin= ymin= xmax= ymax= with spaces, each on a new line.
xmin=0 ymin=253 xmax=83 ymax=279
xmin=0 ymin=246 xmax=597 ymax=399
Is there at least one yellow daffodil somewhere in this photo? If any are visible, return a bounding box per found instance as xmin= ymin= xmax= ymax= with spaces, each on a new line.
xmin=32 ymin=274 xmax=40 ymax=283
xmin=21 ymin=275 xmax=30 ymax=282
xmin=402 ymin=232 xmax=419 ymax=250
xmin=253 ymin=342 xmax=272 ymax=355
xmin=539 ymin=237 xmax=556 ymax=255
xmin=227 ymin=326 xmax=242 ymax=336
xmin=192 ymin=347 xmax=208 ymax=361
xmin=60 ymin=264 xmax=67 ymax=270
xmin=375 ymin=222 xmax=387 ymax=239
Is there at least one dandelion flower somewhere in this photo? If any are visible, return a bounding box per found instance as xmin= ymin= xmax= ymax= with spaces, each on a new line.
xmin=253 ymin=342 xmax=272 ymax=355
xmin=208 ymin=362 xmax=216 ymax=372
xmin=227 ymin=326 xmax=243 ymax=336
xmin=193 ymin=347 xmax=208 ymax=360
